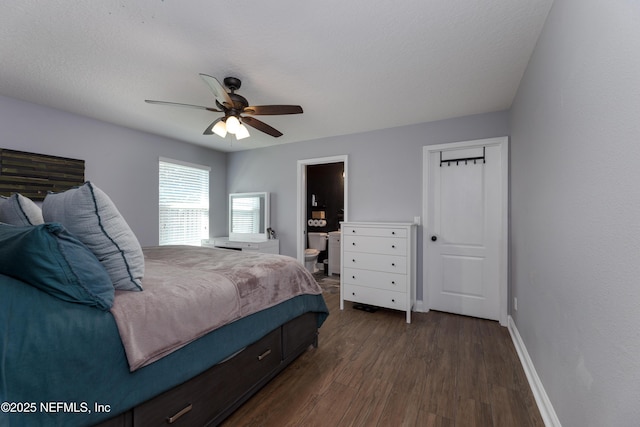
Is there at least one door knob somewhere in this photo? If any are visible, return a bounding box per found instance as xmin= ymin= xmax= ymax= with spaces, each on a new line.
xmin=431 ymin=235 xmax=437 ymax=242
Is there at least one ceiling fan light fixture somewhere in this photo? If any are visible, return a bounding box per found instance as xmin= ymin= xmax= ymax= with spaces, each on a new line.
xmin=235 ymin=123 xmax=250 ymax=140
xmin=146 ymin=75 xmax=303 ymax=140
xmin=212 ymin=120 xmax=227 ymax=138
xmin=225 ymin=115 xmax=240 ymax=134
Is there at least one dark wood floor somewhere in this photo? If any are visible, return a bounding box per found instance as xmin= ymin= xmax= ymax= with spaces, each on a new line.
xmin=222 ymin=287 xmax=544 ymax=427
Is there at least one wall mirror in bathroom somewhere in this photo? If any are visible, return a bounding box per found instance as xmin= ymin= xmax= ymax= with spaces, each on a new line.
xmin=229 ymin=192 xmax=270 ymax=241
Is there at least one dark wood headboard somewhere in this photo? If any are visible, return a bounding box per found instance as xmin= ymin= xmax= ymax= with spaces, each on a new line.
xmin=0 ymin=149 xmax=85 ymax=201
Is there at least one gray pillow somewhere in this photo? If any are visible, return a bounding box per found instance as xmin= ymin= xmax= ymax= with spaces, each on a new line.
xmin=0 ymin=193 xmax=45 ymax=226
xmin=43 ymin=182 xmax=144 ymax=291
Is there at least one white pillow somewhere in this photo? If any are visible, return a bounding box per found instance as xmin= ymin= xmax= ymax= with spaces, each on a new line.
xmin=0 ymin=193 xmax=45 ymax=226
xmin=43 ymin=182 xmax=144 ymax=291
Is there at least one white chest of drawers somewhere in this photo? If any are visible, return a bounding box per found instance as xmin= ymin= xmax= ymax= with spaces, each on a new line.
xmin=340 ymin=222 xmax=417 ymax=323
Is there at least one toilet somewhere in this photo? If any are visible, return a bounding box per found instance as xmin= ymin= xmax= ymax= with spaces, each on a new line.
xmin=305 ymin=232 xmax=328 ymax=273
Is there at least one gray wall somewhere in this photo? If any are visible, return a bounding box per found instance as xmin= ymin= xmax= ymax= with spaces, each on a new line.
xmin=3 ymin=1 xmax=638 ymax=422
xmin=0 ymin=95 xmax=228 ymax=246
xmin=510 ymin=0 xmax=640 ymax=425
xmin=227 ymin=111 xmax=509 ymax=301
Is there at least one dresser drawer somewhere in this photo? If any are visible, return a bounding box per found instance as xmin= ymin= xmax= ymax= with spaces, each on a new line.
xmin=343 ymin=251 xmax=407 ymax=274
xmin=343 ymin=284 xmax=407 ymax=310
xmin=343 ymin=267 xmax=407 ymax=292
xmin=342 ymin=225 xmax=407 ymax=238
xmin=343 ymin=235 xmax=407 ymax=256
xmin=134 ymin=328 xmax=282 ymax=426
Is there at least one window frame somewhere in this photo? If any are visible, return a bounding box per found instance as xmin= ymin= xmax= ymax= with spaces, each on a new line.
xmin=158 ymin=157 xmax=210 ymax=246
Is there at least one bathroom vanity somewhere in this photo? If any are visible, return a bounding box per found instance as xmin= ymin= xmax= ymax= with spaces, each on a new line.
xmin=340 ymin=222 xmax=417 ymax=323
xmin=328 ymin=231 xmax=341 ymax=275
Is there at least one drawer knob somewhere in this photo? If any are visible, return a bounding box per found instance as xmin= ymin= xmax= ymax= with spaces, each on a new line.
xmin=392 ymin=231 xmax=396 ymax=235
xmin=352 ymin=242 xmax=356 ymax=246
xmin=167 ymin=403 xmax=193 ymax=424
xmin=352 ymin=229 xmax=356 ymax=233
xmin=391 ymin=263 xmax=396 ymax=267
xmin=257 ymin=349 xmax=272 ymax=361
xmin=391 ymin=281 xmax=396 ymax=285
xmin=392 ymin=299 xmax=396 ymax=303
xmin=352 ymin=259 xmax=356 ymax=263
xmin=352 ymin=275 xmax=355 ymax=279
xmin=391 ymin=245 xmax=396 ymax=248
xmin=352 ymin=292 xmax=355 ymax=296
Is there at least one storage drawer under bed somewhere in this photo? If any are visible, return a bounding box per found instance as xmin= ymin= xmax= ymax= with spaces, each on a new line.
xmin=133 ymin=328 xmax=282 ymax=426
xmin=282 ymin=312 xmax=318 ymax=360
xmin=94 ymin=312 xmax=322 ymax=427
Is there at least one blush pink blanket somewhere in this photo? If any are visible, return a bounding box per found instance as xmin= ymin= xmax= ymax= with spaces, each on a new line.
xmin=110 ymin=245 xmax=322 ymax=371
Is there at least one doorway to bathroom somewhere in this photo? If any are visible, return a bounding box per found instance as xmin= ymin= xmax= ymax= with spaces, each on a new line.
xmin=296 ymin=155 xmax=349 ymax=267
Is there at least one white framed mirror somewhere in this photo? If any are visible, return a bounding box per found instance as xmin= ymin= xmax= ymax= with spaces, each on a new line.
xmin=229 ymin=192 xmax=270 ymax=241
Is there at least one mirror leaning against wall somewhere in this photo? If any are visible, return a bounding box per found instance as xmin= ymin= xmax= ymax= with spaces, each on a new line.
xmin=229 ymin=192 xmax=270 ymax=242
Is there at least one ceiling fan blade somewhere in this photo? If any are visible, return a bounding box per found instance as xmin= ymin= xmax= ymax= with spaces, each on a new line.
xmin=243 ymin=105 xmax=303 ymax=115
xmin=145 ymin=100 xmax=222 ymax=112
xmin=242 ymin=116 xmax=283 ymax=138
xmin=203 ymin=117 xmax=224 ymax=135
xmin=199 ymin=74 xmax=233 ymax=109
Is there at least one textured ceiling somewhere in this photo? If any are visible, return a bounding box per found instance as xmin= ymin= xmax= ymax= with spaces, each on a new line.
xmin=0 ymin=0 xmax=553 ymax=152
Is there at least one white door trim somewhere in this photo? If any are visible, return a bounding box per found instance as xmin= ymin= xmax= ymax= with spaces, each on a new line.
xmin=296 ymin=155 xmax=349 ymax=265
xmin=422 ymin=137 xmax=508 ymax=326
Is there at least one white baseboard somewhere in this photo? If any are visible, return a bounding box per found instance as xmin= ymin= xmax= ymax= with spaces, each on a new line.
xmin=507 ymin=316 xmax=562 ymax=427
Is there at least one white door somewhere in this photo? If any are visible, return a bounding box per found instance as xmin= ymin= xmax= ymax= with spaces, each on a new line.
xmin=423 ymin=137 xmax=507 ymax=323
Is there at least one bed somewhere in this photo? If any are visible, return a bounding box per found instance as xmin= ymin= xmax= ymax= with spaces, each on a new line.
xmin=0 ymin=181 xmax=329 ymax=427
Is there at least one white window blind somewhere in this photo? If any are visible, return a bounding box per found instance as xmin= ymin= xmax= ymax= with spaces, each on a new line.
xmin=159 ymin=158 xmax=210 ymax=246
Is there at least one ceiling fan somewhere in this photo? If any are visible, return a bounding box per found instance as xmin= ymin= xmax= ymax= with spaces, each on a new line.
xmin=145 ymin=74 xmax=303 ymax=140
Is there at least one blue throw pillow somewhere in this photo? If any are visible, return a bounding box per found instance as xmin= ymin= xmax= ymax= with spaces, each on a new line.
xmin=0 ymin=222 xmax=114 ymax=310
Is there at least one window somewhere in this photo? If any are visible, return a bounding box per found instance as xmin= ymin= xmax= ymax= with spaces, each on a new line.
xmin=159 ymin=158 xmax=210 ymax=246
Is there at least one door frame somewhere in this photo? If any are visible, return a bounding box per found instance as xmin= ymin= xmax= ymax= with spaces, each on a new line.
xmin=422 ymin=137 xmax=508 ymax=326
xmin=296 ymin=155 xmax=349 ymax=265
